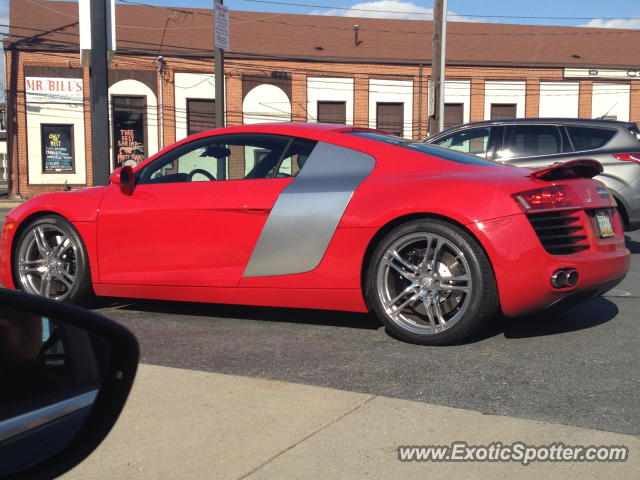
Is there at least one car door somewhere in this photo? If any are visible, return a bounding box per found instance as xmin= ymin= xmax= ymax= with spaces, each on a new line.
xmin=97 ymin=133 xmax=311 ymax=287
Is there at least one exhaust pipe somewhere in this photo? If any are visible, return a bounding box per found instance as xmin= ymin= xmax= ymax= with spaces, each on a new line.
xmin=551 ymin=269 xmax=578 ymax=288
xmin=551 ymin=270 xmax=568 ymax=288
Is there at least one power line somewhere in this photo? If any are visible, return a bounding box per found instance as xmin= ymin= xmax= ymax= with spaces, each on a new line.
xmin=4 ymin=24 xmax=639 ymax=96
xmin=236 ymin=0 xmax=638 ymax=21
xmin=14 ymin=0 xmax=640 ymax=38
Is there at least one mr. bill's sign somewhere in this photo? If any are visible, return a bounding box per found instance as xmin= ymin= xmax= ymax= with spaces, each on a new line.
xmin=25 ymin=77 xmax=84 ymax=104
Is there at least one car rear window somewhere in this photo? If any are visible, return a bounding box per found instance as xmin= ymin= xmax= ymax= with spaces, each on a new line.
xmin=348 ymin=132 xmax=500 ymax=167
xmin=566 ymin=126 xmax=616 ymax=151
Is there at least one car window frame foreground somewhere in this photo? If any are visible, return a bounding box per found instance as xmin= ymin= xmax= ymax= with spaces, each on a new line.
xmin=0 ymin=289 xmax=139 ymax=480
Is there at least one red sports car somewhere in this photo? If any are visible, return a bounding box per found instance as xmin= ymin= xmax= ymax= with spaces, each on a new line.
xmin=0 ymin=123 xmax=630 ymax=345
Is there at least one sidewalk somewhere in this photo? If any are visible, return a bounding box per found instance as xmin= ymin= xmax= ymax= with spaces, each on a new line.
xmin=63 ymin=364 xmax=639 ymax=480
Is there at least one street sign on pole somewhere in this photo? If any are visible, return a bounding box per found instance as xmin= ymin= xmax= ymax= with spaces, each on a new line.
xmin=214 ymin=0 xmax=226 ymax=129
xmin=214 ymin=3 xmax=230 ymax=51
xmin=427 ymin=79 xmax=435 ymax=117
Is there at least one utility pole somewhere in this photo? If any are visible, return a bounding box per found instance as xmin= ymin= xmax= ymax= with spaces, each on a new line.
xmin=428 ymin=0 xmax=447 ymax=135
xmin=214 ymin=0 xmax=225 ymax=128
xmin=89 ymin=0 xmax=111 ymax=185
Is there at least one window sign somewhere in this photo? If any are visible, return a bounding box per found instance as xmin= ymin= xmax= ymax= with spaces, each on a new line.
xmin=112 ymin=96 xmax=146 ymax=168
xmin=41 ymin=124 xmax=74 ymax=173
xmin=115 ymin=128 xmax=145 ymax=167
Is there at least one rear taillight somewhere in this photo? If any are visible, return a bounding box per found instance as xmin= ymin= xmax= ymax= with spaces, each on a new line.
xmin=613 ymin=153 xmax=640 ymax=165
xmin=512 ymin=185 xmax=582 ymax=212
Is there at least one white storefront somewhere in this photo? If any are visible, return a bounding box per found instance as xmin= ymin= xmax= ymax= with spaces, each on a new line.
xmin=24 ymin=76 xmax=88 ymax=186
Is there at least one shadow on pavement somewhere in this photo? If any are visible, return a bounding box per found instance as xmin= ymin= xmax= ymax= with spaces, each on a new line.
xmin=497 ymin=297 xmax=619 ymax=339
xmin=93 ymin=294 xmax=619 ymax=343
xmin=624 ymin=235 xmax=640 ymax=254
xmin=91 ymin=297 xmax=383 ymax=330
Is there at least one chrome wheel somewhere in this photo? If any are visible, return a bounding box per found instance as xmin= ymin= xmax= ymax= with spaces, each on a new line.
xmin=376 ymin=232 xmax=472 ymax=335
xmin=17 ymin=223 xmax=79 ymax=300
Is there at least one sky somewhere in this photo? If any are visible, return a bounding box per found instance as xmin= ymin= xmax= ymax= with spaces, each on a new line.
xmin=132 ymin=0 xmax=640 ymax=28
xmin=1 ymin=0 xmax=640 ymax=101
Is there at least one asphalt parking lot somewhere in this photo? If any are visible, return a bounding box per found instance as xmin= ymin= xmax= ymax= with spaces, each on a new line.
xmin=1 ymin=207 xmax=639 ymax=437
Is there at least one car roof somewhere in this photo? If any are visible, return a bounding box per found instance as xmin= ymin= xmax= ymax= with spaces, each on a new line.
xmin=437 ymin=117 xmax=637 ymax=133
xmin=187 ymin=122 xmax=388 ymax=139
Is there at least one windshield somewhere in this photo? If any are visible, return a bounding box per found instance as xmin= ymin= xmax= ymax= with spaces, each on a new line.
xmin=348 ymin=131 xmax=501 ymax=167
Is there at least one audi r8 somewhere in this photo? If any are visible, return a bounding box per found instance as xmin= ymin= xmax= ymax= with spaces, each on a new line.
xmin=0 ymin=123 xmax=630 ymax=345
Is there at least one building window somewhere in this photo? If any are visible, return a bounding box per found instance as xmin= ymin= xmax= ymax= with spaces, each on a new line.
xmin=0 ymin=109 xmax=6 ymax=132
xmin=0 ymin=153 xmax=7 ymax=181
xmin=317 ymin=101 xmax=346 ymax=124
xmin=187 ymin=99 xmax=216 ymax=136
xmin=376 ymin=102 xmax=404 ymax=137
xmin=41 ymin=124 xmax=75 ymax=173
xmin=490 ymin=103 xmax=517 ymax=120
xmin=444 ymin=103 xmax=464 ymax=129
xmin=112 ymin=95 xmax=146 ymax=168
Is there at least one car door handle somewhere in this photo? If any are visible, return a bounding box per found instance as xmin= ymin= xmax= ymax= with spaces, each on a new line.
xmin=241 ymin=204 xmax=271 ymax=214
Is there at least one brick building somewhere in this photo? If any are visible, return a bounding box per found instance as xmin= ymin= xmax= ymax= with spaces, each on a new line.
xmin=5 ymin=0 xmax=640 ymax=197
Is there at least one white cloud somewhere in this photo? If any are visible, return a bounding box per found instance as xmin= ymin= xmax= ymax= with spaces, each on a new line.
xmin=311 ymin=1 xmax=481 ymax=22
xmin=582 ymin=17 xmax=640 ymax=29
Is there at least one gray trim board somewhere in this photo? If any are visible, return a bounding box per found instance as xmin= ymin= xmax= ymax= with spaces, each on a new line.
xmin=243 ymin=141 xmax=375 ymax=277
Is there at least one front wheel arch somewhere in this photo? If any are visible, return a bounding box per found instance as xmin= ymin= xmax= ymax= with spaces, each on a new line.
xmin=11 ymin=212 xmax=94 ymax=303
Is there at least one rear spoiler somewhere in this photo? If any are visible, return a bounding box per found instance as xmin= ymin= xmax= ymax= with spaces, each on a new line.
xmin=530 ymin=159 xmax=603 ymax=181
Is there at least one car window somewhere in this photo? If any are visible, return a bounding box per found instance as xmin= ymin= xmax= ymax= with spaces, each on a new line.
xmin=431 ymin=127 xmax=491 ymax=156
xmin=0 ymin=313 xmax=105 ymax=417
xmin=566 ymin=126 xmax=617 ymax=151
xmin=138 ymin=134 xmax=293 ymax=184
xmin=275 ymin=138 xmax=317 ymax=177
xmin=498 ymin=125 xmax=562 ymax=159
xmin=348 ymin=132 xmax=500 ymax=167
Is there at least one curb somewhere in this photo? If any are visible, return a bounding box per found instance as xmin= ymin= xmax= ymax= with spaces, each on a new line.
xmin=0 ymin=201 xmax=23 ymax=207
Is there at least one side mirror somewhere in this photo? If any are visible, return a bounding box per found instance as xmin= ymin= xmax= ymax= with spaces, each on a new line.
xmin=0 ymin=288 xmax=139 ymax=479
xmin=109 ymin=166 xmax=135 ymax=195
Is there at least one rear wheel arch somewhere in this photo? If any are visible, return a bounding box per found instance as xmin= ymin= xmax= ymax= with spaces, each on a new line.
xmin=361 ymin=214 xmax=500 ymax=345
xmin=360 ymin=213 xmax=496 ymax=302
xmin=610 ymin=193 xmax=629 ymax=228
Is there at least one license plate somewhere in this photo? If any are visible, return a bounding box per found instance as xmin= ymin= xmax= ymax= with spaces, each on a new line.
xmin=595 ymin=210 xmax=614 ymax=238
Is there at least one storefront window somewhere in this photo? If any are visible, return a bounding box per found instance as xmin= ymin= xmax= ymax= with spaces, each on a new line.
xmin=41 ymin=124 xmax=74 ymax=173
xmin=112 ymin=96 xmax=146 ymax=168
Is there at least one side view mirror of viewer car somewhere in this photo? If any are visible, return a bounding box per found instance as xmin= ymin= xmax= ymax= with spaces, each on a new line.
xmin=109 ymin=166 xmax=135 ymax=195
xmin=0 ymin=288 xmax=139 ymax=479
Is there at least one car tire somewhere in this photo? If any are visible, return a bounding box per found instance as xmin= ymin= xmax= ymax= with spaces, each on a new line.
xmin=365 ymin=219 xmax=499 ymax=345
xmin=13 ymin=215 xmax=93 ymax=303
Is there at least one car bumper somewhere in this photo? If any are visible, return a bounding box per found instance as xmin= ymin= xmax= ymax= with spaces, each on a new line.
xmin=468 ymin=211 xmax=630 ymax=318
xmin=0 ymin=221 xmax=17 ymax=289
